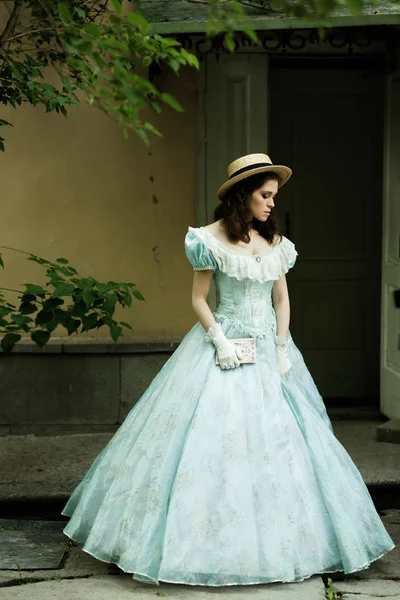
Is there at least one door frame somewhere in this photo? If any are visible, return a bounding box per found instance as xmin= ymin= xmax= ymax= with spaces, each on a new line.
xmin=195 ymin=40 xmax=395 ymax=404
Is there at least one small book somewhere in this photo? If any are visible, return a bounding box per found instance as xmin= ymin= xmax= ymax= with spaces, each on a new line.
xmin=216 ymin=338 xmax=257 ymax=365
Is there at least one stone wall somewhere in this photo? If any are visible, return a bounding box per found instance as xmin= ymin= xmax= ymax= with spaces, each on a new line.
xmin=0 ymin=341 xmax=179 ymax=435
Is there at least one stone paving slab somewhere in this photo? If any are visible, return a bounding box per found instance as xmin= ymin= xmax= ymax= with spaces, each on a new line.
xmin=0 ymin=520 xmax=68 ymax=570
xmin=0 ymin=515 xmax=395 ymax=594
xmin=332 ymin=421 xmax=400 ymax=486
xmin=341 ymin=596 xmax=400 ymax=600
xmin=0 ymin=574 xmax=326 ymax=600
xmin=335 ymin=578 xmax=400 ymax=596
xmin=0 ymin=421 xmax=399 ymax=504
xmin=0 ymin=434 xmax=109 ymax=502
xmin=0 ymin=545 xmax=117 ymax=587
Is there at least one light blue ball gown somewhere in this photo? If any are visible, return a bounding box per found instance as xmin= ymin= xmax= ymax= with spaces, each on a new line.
xmin=61 ymin=226 xmax=394 ymax=586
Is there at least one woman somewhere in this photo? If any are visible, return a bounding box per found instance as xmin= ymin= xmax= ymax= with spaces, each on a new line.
xmin=62 ymin=153 xmax=394 ymax=586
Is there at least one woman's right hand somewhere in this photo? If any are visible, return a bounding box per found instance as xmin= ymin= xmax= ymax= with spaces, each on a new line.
xmin=206 ymin=322 xmax=242 ymax=369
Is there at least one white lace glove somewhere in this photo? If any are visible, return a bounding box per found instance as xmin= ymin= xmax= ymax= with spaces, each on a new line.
xmin=276 ymin=335 xmax=292 ymax=379
xmin=206 ymin=322 xmax=242 ymax=369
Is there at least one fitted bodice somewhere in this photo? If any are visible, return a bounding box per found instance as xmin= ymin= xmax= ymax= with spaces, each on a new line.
xmin=214 ymin=271 xmax=276 ymax=338
xmin=184 ymin=226 xmax=298 ymax=339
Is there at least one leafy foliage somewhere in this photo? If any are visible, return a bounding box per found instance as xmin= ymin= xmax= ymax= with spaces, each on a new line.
xmin=325 ymin=577 xmax=341 ymax=600
xmin=0 ymin=247 xmax=144 ymax=353
xmin=0 ymin=0 xmax=199 ymax=149
xmin=0 ymin=0 xmax=392 ymax=151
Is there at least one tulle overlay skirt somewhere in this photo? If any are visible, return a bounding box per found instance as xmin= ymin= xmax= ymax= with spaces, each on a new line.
xmin=62 ymin=316 xmax=394 ymax=586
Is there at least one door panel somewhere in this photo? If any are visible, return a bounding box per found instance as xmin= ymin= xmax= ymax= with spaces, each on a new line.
xmin=380 ymin=65 xmax=400 ymax=419
xmin=198 ymin=54 xmax=269 ymax=308
xmin=271 ymin=67 xmax=384 ymax=398
xmin=202 ymin=54 xmax=269 ymax=225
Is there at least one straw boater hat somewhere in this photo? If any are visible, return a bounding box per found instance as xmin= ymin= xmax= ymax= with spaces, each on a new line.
xmin=217 ymin=153 xmax=292 ymax=200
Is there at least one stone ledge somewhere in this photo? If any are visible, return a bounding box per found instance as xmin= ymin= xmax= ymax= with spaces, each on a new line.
xmin=0 ymin=339 xmax=181 ymax=355
xmin=3 ymin=424 xmax=119 ymax=437
xmin=376 ymin=420 xmax=400 ymax=444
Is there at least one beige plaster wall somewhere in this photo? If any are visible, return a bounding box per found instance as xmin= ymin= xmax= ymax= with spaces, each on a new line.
xmin=0 ymin=66 xmax=198 ymax=340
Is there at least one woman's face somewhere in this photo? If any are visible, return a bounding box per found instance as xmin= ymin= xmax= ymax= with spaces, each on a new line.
xmin=247 ymin=177 xmax=278 ymax=222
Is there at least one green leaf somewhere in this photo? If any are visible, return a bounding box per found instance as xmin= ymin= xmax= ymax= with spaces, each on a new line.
xmin=1 ymin=333 xmax=21 ymax=353
xmin=97 ymin=283 xmax=111 ymax=295
xmin=75 ymin=6 xmax=86 ymax=18
xmin=93 ymin=53 xmax=106 ymax=69
xmin=224 ymin=32 xmax=236 ymax=53
xmin=58 ymin=2 xmax=72 ymax=23
xmin=21 ymin=294 xmax=36 ymax=303
xmin=120 ymin=321 xmax=133 ymax=331
xmin=45 ymin=319 xmax=59 ymax=333
xmin=135 ymin=128 xmax=149 ymax=145
xmin=109 ymin=322 xmax=122 ymax=342
xmin=93 ymin=298 xmax=104 ymax=308
xmin=81 ymin=313 xmax=99 ymax=331
xmin=0 ymin=307 xmax=12 ymax=319
xmin=83 ymin=22 xmax=101 ymax=38
xmin=116 ymin=291 xmax=132 ymax=308
xmin=181 ymin=50 xmax=199 ymax=69
xmin=160 ymin=93 xmax=183 ymax=113
xmin=19 ymin=302 xmax=37 ymax=315
xmin=243 ymin=27 xmax=259 ymax=44
xmin=35 ymin=310 xmax=54 ymax=326
xmin=11 ymin=314 xmax=32 ymax=327
xmin=127 ymin=12 xmax=151 ymax=33
xmin=110 ymin=0 xmax=123 ymax=14
xmin=82 ymin=289 xmax=97 ymax=309
xmin=169 ymin=59 xmax=180 ymax=73
xmin=102 ymin=293 xmax=117 ymax=315
xmin=143 ymin=122 xmax=162 ymax=137
xmin=56 ymin=257 xmax=69 ymax=264
xmin=52 ymin=283 xmax=76 ymax=297
xmin=31 ymin=330 xmax=51 ymax=348
xmin=24 ymin=284 xmax=47 ymax=295
xmin=133 ymin=289 xmax=145 ymax=301
xmin=64 ymin=316 xmax=81 ymax=335
xmin=43 ymin=297 xmax=64 ymax=310
xmin=0 ymin=119 xmax=12 ymax=127
xmin=28 ymin=255 xmax=51 ymax=266
xmin=0 ymin=254 xmax=3 ymax=269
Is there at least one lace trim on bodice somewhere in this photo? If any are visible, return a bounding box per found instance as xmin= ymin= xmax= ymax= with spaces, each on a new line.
xmin=188 ymin=227 xmax=297 ymax=282
xmin=212 ymin=312 xmax=276 ymax=339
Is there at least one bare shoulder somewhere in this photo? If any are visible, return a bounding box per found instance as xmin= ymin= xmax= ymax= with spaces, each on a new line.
xmin=203 ymin=220 xmax=223 ymax=234
xmin=203 ymin=220 xmax=229 ymax=243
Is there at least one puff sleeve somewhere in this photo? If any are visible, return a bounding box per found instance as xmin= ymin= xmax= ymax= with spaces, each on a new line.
xmin=279 ymin=236 xmax=298 ymax=273
xmin=184 ymin=231 xmax=218 ymax=271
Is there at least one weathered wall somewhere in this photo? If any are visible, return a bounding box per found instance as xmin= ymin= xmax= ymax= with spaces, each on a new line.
xmin=0 ymin=344 xmax=178 ymax=434
xmin=0 ymin=66 xmax=198 ymax=340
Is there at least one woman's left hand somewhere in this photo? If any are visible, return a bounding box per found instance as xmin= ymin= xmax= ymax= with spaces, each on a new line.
xmin=276 ymin=336 xmax=292 ymax=379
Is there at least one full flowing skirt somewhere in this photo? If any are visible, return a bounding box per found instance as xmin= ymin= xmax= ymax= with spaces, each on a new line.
xmin=62 ymin=316 xmax=394 ymax=586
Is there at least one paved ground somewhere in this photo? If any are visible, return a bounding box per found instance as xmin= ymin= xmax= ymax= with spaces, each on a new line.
xmin=0 ymin=420 xmax=399 ymax=598
xmin=334 ymin=578 xmax=400 ymax=599
xmin=0 ymin=420 xmax=399 ymax=503
xmin=0 ymin=574 xmax=327 ymax=600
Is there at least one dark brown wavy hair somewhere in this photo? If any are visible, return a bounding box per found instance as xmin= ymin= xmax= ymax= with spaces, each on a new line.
xmin=214 ymin=172 xmax=282 ymax=244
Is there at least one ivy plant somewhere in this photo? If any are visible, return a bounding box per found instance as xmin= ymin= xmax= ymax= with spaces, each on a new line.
xmin=0 ymin=247 xmax=144 ymax=353
xmin=0 ymin=0 xmax=380 ymax=151
xmin=0 ymin=0 xmax=199 ymax=150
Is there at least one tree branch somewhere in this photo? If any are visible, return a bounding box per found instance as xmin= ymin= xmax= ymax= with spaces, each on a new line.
xmin=5 ymin=26 xmax=57 ymax=44
xmin=0 ymin=0 xmax=24 ymax=48
xmin=0 ymin=287 xmax=24 ymax=294
xmin=0 ymin=245 xmax=32 ymax=256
